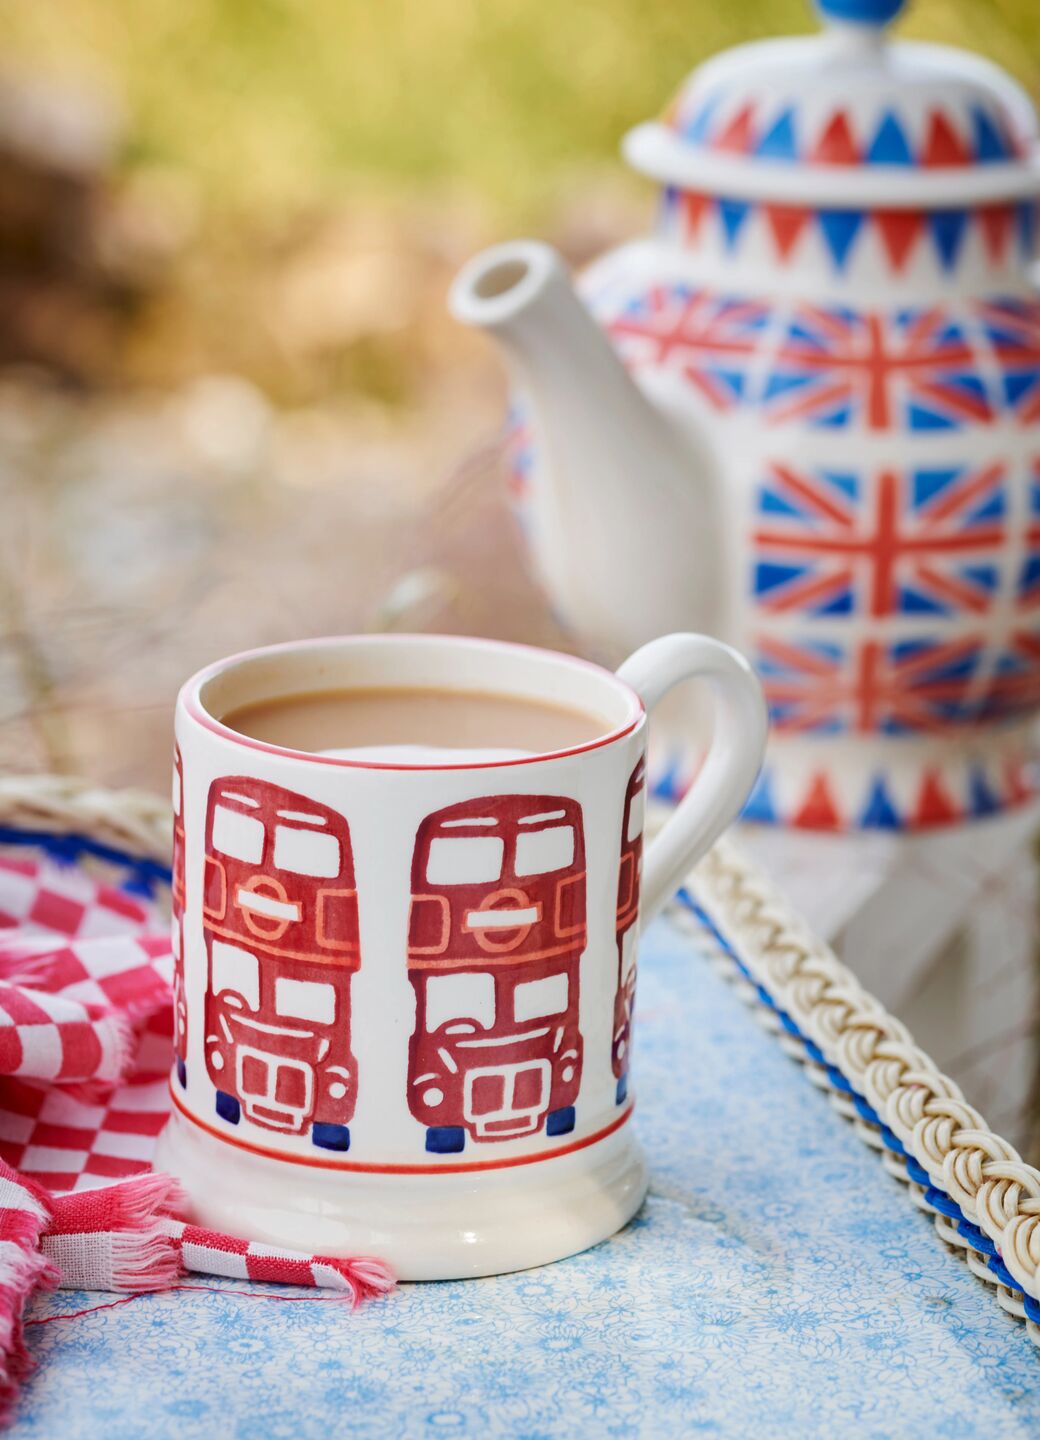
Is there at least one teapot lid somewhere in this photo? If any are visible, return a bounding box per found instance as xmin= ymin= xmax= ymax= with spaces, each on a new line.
xmin=623 ymin=0 xmax=1040 ymax=208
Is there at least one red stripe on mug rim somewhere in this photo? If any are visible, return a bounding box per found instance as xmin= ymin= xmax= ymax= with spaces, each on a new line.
xmin=181 ymin=633 xmax=646 ymax=772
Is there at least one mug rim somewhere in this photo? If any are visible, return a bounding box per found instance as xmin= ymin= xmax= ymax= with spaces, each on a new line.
xmin=180 ymin=633 xmax=646 ymax=772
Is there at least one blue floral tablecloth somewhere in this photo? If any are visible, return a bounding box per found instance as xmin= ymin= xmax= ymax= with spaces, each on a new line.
xmin=13 ymin=912 xmax=1040 ymax=1440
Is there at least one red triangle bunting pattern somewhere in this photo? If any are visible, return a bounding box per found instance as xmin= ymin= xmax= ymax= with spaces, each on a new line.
xmin=793 ymin=775 xmax=841 ymax=829
xmin=809 ymin=112 xmax=860 ymax=165
xmin=979 ymin=205 xmax=1014 ymax=264
xmin=661 ymin=188 xmax=1037 ymax=275
xmin=669 ymin=94 xmax=1021 ymax=170
xmin=714 ymin=103 xmax=756 ymax=154
xmin=922 ymin=110 xmax=971 ymax=167
xmin=875 ymin=210 xmax=924 ymax=272
xmin=682 ymin=192 xmax=711 ymax=240
xmin=913 ymin=771 xmax=959 ymax=826
xmin=762 ymin=204 xmax=810 ymax=259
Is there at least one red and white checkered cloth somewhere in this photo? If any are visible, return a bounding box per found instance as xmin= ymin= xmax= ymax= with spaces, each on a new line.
xmin=0 ymin=852 xmax=394 ymax=1421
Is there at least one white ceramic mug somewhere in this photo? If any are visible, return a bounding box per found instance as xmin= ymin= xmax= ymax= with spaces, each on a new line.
xmin=155 ymin=632 xmax=766 ymax=1278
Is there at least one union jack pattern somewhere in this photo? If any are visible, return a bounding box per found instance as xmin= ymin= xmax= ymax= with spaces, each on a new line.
xmin=594 ymin=287 xmax=1040 ymax=432
xmin=762 ymin=305 xmax=995 ymax=431
xmin=977 ymin=297 xmax=1040 ymax=424
xmin=1018 ymin=460 xmax=1040 ymax=609
xmin=756 ymin=634 xmax=989 ymax=735
xmin=756 ymin=630 xmax=1040 ymax=736
xmin=606 ymin=284 xmax=771 ymax=412
xmin=752 ymin=461 xmax=1007 ymax=619
xmin=979 ymin=628 xmax=1040 ymax=722
xmin=506 ymin=273 xmax=1040 ymax=828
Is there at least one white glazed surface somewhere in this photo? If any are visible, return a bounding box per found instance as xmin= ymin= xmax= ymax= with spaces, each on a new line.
xmin=159 ymin=633 xmax=764 ymax=1277
xmin=450 ymin=5 xmax=1040 ymax=829
xmin=154 ymin=1107 xmax=648 ymax=1280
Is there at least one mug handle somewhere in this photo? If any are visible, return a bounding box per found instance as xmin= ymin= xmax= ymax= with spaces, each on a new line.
xmin=616 ymin=633 xmax=768 ymax=922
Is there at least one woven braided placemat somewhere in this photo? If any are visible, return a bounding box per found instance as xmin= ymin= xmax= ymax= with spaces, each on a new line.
xmin=684 ymin=837 xmax=1040 ymax=1346
xmin=2 ymin=773 xmax=1037 ymax=1344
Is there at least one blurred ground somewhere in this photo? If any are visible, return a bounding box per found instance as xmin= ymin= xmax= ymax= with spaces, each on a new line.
xmin=0 ymin=78 xmax=646 ymax=794
xmin=0 ymin=368 xmax=573 ymax=789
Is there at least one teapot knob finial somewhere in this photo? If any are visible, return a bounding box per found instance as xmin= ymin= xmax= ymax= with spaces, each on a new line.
xmin=815 ymin=0 xmax=906 ymax=26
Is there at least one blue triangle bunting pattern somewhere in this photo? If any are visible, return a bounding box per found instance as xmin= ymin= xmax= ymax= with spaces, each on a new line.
xmin=741 ymin=770 xmax=776 ymax=823
xmin=1018 ymin=202 xmax=1036 ymax=258
xmin=650 ymin=749 xmax=686 ymax=805
xmin=929 ymin=209 xmax=969 ymax=271
xmin=674 ymin=93 xmax=1020 ymax=168
xmin=755 ymin=108 xmax=797 ymax=161
xmin=818 ymin=210 xmax=864 ymax=269
xmin=680 ymin=95 xmax=719 ymax=145
xmin=660 ymin=189 xmax=1039 ymax=275
xmin=969 ymin=767 xmax=1000 ymax=816
xmin=866 ymin=111 xmax=913 ymax=166
xmin=717 ymin=197 xmax=751 ymax=249
xmin=859 ymin=778 xmax=901 ymax=829
xmin=971 ymin=105 xmax=1011 ymax=163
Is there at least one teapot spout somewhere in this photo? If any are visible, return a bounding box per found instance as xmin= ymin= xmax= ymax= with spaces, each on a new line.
xmin=450 ymin=241 xmax=722 ymax=659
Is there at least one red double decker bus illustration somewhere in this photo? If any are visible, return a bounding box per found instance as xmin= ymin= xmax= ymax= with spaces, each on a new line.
xmin=171 ymin=747 xmax=188 ymax=1088
xmin=407 ymin=794 xmax=586 ymax=1153
xmin=611 ymin=757 xmax=646 ymax=1105
xmin=201 ymin=777 xmax=360 ymax=1151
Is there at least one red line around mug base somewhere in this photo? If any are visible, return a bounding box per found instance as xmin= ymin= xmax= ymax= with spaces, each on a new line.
xmin=167 ymin=1084 xmax=634 ymax=1174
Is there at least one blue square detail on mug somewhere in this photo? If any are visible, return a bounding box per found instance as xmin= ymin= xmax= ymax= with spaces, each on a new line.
xmin=312 ymin=1124 xmax=351 ymax=1152
xmin=546 ymin=1106 xmax=576 ymax=1137
xmin=426 ymin=1126 xmax=466 ymax=1154
xmin=215 ymin=1091 xmax=241 ymax=1125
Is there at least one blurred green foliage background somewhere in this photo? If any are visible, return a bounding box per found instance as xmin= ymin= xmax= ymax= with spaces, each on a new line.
xmin=3 ymin=0 xmax=1039 ymax=220
xmin=0 ymin=0 xmax=1037 ymax=400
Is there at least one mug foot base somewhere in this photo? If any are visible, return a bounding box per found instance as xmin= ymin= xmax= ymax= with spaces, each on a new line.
xmin=153 ymin=1108 xmax=648 ymax=1281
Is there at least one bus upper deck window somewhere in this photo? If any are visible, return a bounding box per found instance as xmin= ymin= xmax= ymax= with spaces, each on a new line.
xmin=515 ymin=825 xmax=574 ymax=877
xmin=627 ymin=793 xmax=646 ymax=844
xmin=273 ymin=824 xmax=340 ymax=878
xmin=212 ymin=804 xmax=264 ymax=864
xmin=427 ymin=835 xmax=504 ymax=886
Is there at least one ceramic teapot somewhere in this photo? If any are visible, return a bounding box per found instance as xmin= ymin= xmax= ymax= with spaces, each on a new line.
xmin=450 ymin=0 xmax=1040 ymax=830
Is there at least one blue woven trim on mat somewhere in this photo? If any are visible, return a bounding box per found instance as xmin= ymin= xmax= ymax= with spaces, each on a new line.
xmin=0 ymin=825 xmax=172 ymax=898
xmin=673 ymin=887 xmax=1025 ymax=1295
xmin=679 ymin=885 xmax=1040 ymax=1316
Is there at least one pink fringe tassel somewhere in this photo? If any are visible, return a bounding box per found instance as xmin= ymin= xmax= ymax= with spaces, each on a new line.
xmin=320 ymin=1257 xmax=397 ymax=1305
xmin=43 ymin=1174 xmax=185 ymax=1293
xmin=0 ymin=1194 xmax=58 ymax=1426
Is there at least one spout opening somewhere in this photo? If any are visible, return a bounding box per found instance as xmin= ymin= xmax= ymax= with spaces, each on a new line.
xmin=472 ymin=257 xmax=531 ymax=301
xmin=449 ymin=240 xmax=561 ymax=329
